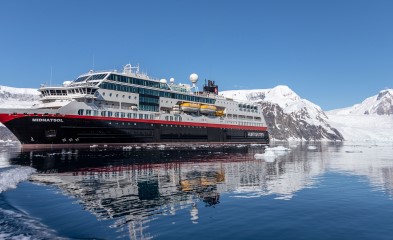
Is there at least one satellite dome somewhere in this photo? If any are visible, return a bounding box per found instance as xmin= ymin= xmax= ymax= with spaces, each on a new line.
xmin=189 ymin=73 xmax=199 ymax=84
xmin=160 ymin=79 xmax=167 ymax=83
xmin=63 ymin=81 xmax=72 ymax=86
xmin=170 ymin=77 xmax=175 ymax=84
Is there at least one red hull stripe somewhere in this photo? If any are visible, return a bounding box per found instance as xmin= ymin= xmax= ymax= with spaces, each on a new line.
xmin=0 ymin=114 xmax=25 ymax=123
xmin=0 ymin=113 xmax=268 ymax=131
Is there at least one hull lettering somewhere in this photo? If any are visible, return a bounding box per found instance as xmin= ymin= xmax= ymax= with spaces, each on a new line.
xmin=32 ymin=118 xmax=64 ymax=123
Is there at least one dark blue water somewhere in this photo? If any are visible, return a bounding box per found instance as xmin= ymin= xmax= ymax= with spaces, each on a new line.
xmin=1 ymin=142 xmax=393 ymax=239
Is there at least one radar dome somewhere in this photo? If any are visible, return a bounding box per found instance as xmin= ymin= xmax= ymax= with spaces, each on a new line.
xmin=160 ymin=79 xmax=167 ymax=84
xmin=189 ymin=73 xmax=199 ymax=84
xmin=170 ymin=77 xmax=175 ymax=84
xmin=63 ymin=81 xmax=72 ymax=86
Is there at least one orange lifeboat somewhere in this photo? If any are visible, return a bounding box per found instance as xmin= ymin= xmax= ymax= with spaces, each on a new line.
xmin=180 ymin=102 xmax=200 ymax=112
xmin=200 ymin=105 xmax=217 ymax=114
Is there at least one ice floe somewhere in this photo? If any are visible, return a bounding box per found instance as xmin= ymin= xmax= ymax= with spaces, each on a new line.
xmin=254 ymin=146 xmax=291 ymax=162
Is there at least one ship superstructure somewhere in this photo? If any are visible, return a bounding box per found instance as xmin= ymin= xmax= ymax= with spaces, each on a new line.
xmin=0 ymin=64 xmax=269 ymax=146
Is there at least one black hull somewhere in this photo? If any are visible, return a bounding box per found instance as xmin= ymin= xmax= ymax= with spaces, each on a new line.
xmin=2 ymin=114 xmax=269 ymax=146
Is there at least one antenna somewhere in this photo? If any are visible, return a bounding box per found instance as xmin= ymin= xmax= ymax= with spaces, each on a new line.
xmin=50 ymin=65 xmax=53 ymax=86
xmin=189 ymin=73 xmax=199 ymax=92
xmin=92 ymin=54 xmax=95 ymax=70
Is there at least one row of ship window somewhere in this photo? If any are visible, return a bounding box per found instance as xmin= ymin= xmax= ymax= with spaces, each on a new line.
xmin=78 ymin=109 xmax=181 ymax=121
xmin=107 ymin=74 xmax=170 ymax=90
xmin=238 ymin=104 xmax=258 ymax=110
xmin=99 ymin=82 xmax=215 ymax=104
xmin=77 ymin=109 xmax=263 ymax=127
xmin=41 ymin=88 xmax=97 ymax=96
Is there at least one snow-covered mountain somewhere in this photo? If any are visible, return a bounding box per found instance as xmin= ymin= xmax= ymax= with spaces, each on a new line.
xmin=328 ymin=89 xmax=393 ymax=115
xmin=0 ymin=85 xmax=40 ymax=108
xmin=326 ymin=89 xmax=393 ymax=142
xmin=0 ymin=85 xmax=40 ymax=140
xmin=221 ymin=85 xmax=343 ymax=141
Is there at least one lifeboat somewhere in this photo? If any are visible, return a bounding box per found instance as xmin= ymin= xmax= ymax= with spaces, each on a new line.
xmin=200 ymin=105 xmax=217 ymax=114
xmin=180 ymin=102 xmax=200 ymax=112
xmin=215 ymin=110 xmax=225 ymax=117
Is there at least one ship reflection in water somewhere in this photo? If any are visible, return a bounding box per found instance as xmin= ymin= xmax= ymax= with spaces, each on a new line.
xmin=7 ymin=142 xmax=393 ymax=240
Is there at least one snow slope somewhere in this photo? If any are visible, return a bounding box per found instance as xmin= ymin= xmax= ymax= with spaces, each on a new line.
xmin=326 ymin=89 xmax=393 ymax=142
xmin=0 ymin=85 xmax=40 ymax=109
xmin=328 ymin=89 xmax=393 ymax=115
xmin=0 ymin=85 xmax=40 ymax=132
xmin=326 ymin=114 xmax=393 ymax=142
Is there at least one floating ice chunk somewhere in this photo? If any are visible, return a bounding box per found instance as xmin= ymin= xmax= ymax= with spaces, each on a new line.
xmin=307 ymin=146 xmax=317 ymax=150
xmin=254 ymin=145 xmax=291 ymax=162
xmin=267 ymin=146 xmax=291 ymax=151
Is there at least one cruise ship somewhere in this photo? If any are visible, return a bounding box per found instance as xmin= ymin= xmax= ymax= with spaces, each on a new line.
xmin=0 ymin=64 xmax=269 ymax=146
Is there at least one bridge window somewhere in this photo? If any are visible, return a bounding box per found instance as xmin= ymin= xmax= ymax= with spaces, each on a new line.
xmin=74 ymin=76 xmax=89 ymax=82
xmin=89 ymin=74 xmax=107 ymax=80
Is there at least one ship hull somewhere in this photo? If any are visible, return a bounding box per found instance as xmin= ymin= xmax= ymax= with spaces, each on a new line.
xmin=0 ymin=114 xmax=269 ymax=146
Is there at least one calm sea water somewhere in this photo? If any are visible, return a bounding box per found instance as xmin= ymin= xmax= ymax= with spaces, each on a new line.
xmin=1 ymin=141 xmax=393 ymax=240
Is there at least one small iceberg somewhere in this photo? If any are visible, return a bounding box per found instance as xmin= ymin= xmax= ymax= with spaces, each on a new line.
xmin=254 ymin=146 xmax=291 ymax=162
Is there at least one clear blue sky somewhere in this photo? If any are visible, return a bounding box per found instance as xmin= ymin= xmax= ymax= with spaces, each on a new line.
xmin=1 ymin=0 xmax=392 ymax=110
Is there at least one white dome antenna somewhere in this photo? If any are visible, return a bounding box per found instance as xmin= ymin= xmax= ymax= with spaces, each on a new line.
xmin=63 ymin=81 xmax=72 ymax=86
xmin=189 ymin=73 xmax=199 ymax=92
xmin=160 ymin=79 xmax=167 ymax=84
xmin=170 ymin=77 xmax=175 ymax=84
xmin=189 ymin=73 xmax=199 ymax=84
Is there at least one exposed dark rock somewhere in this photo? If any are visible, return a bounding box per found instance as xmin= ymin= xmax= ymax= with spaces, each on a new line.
xmin=259 ymin=102 xmax=344 ymax=141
